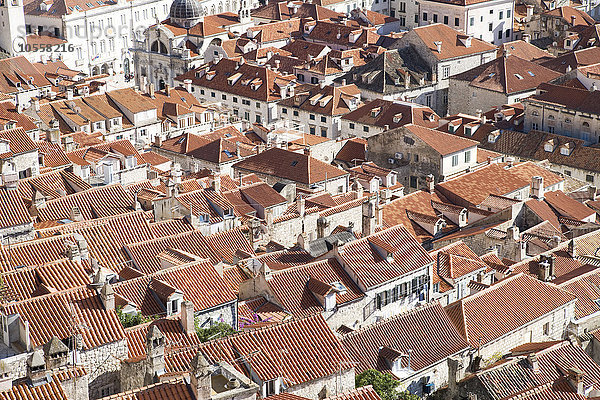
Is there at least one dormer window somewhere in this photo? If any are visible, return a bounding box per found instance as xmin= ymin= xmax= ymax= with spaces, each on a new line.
xmin=371 ymin=107 xmax=381 ymax=118
xmin=544 ymin=143 xmax=553 ymax=152
xmin=393 ymin=113 xmax=403 ymax=123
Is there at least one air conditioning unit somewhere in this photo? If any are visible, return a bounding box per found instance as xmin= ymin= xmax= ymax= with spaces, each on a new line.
xmin=388 ymin=158 xmax=395 ymax=164
xmin=395 ymin=152 xmax=403 ymax=159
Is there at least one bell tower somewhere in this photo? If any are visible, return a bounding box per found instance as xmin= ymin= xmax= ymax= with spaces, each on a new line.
xmin=0 ymin=0 xmax=26 ymax=56
xmin=238 ymin=0 xmax=250 ymax=24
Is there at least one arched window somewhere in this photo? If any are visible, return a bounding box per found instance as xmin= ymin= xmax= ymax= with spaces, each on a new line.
xmin=218 ymin=1 xmax=223 ymax=13
xmin=583 ymin=121 xmax=591 ymax=131
xmin=151 ymin=40 xmax=168 ymax=54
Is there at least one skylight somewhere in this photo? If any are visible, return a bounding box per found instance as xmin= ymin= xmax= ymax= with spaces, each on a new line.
xmin=514 ymin=74 xmax=523 ymax=80
xmin=291 ymin=161 xmax=298 ymax=166
xmin=527 ymin=71 xmax=535 ymax=77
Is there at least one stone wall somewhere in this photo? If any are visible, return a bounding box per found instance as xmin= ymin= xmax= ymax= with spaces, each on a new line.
xmin=79 ymin=339 xmax=128 ymax=399
xmin=287 ymin=369 xmax=355 ymax=399
xmin=479 ymin=302 xmax=575 ymax=361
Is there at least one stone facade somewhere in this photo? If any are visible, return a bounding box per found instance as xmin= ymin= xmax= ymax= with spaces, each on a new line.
xmin=448 ymin=78 xmax=534 ymax=116
xmin=366 ymin=126 xmax=477 ymax=190
xmin=477 ymin=301 xmax=575 ymax=361
xmin=286 ymin=368 xmax=355 ymax=399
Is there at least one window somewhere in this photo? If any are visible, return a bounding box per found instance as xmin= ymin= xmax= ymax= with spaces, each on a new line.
xmin=321 ymin=128 xmax=327 ymax=137
xmin=320 ymin=116 xmax=326 ymax=123
xmin=489 ymin=22 xmax=493 ymax=31
xmin=507 ymin=9 xmax=511 ymax=18
xmin=455 ymin=17 xmax=459 ymax=26
xmin=452 ymin=154 xmax=459 ymax=166
xmin=498 ymin=30 xmax=503 ymax=39
xmin=282 ymin=108 xmax=287 ymax=114
xmin=311 ymin=77 xmax=319 ymax=84
xmin=310 ymin=126 xmax=316 ymax=135
xmin=465 ymin=150 xmax=471 ymax=163
xmin=293 ymin=110 xmax=299 ymax=116
xmin=256 ymin=114 xmax=261 ymax=123
xmin=433 ymin=14 xmax=438 ymax=22
xmin=425 ymin=94 xmax=432 ymax=107
xmin=222 ymin=94 xmax=226 ymax=100
xmin=244 ymin=111 xmax=250 ymax=120
xmin=233 ymin=97 xmax=238 ymax=103
xmin=309 ymin=114 xmax=315 ymax=120
xmin=211 ymin=92 xmax=216 ymax=98
xmin=469 ymin=17 xmax=474 ymax=26
xmin=363 ymin=126 xmax=369 ymax=133
xmin=499 ymin=10 xmax=503 ymax=19
xmin=443 ymin=15 xmax=448 ymax=24
xmin=564 ymin=170 xmax=572 ymax=176
xmin=415 ymin=14 xmax=419 ymax=23
xmin=410 ymin=176 xmax=417 ymax=188
xmin=200 ymin=89 xmax=205 ymax=95
xmin=506 ymin=29 xmax=510 ymax=38
xmin=549 ymin=126 xmax=555 ymax=133
xmin=587 ymin=174 xmax=595 ymax=183
xmin=399 ymin=1 xmax=405 ymax=11
xmin=532 ymin=122 xmax=539 ymax=130
xmin=442 ymin=66 xmax=450 ymax=79
xmin=256 ymin=102 xmax=260 ymax=108
xmin=171 ymin=300 xmax=179 ymax=313
xmin=543 ymin=322 xmax=549 ymax=336
xmin=423 ymin=12 xmax=427 ymax=21
xmin=298 ymin=74 xmax=305 ymax=82
xmin=349 ymin=123 xmax=355 ymax=129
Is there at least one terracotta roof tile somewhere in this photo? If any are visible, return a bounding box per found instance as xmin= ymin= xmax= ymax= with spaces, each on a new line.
xmin=234 ymin=147 xmax=347 ymax=185
xmin=342 ymin=302 xmax=468 ymax=373
xmin=444 ymin=273 xmax=576 ymax=347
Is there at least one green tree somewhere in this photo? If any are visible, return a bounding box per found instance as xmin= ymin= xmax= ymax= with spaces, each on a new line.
xmin=116 ymin=306 xmax=152 ymax=328
xmin=356 ymin=369 xmax=420 ymax=400
xmin=196 ymin=322 xmax=236 ymax=342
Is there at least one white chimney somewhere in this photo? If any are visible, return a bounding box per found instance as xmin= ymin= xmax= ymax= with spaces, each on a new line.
xmin=184 ymin=79 xmax=192 ymax=92
xmin=434 ymin=41 xmax=442 ymax=53
xmin=531 ymin=175 xmax=544 ymax=199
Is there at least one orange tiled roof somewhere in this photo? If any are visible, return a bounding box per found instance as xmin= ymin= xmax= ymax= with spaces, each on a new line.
xmin=444 ymin=273 xmax=576 ymax=347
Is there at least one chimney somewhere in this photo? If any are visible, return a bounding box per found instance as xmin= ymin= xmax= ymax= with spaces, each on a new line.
xmin=568 ymin=239 xmax=576 ymax=258
xmin=434 ymin=41 xmax=442 ymax=53
xmin=275 ymin=59 xmax=281 ymax=71
xmin=426 ymin=174 xmax=435 ymax=193
xmin=165 ymin=84 xmax=171 ymax=97
xmin=153 ymin=135 xmax=163 ymax=147
xmin=33 ymin=98 xmax=40 ymax=112
xmin=145 ymin=325 xmax=165 ymax=378
xmin=149 ymin=83 xmax=155 ymax=98
xmin=537 ymin=255 xmax=555 ymax=281
xmin=212 ymin=176 xmax=221 ymax=192
xmin=47 ymin=119 xmax=60 ymax=144
xmin=447 ymin=357 xmax=461 ymax=397
xmin=567 ymin=368 xmax=585 ymax=395
xmin=27 ymin=351 xmax=47 ymax=387
xmin=531 ymin=176 xmax=544 ymax=199
xmin=181 ymin=301 xmax=195 ymax=335
xmin=507 ymin=225 xmax=520 ymax=241
xmin=100 ymin=282 xmax=115 ymax=311
xmin=66 ymin=88 xmax=73 ymax=101
xmin=588 ymin=186 xmax=597 ymax=201
xmin=297 ymin=196 xmax=306 ymax=217
xmin=341 ymin=78 xmax=346 ymax=86
xmin=183 ymin=79 xmax=192 ymax=92
xmin=190 ymin=352 xmax=212 ymax=400
xmin=528 ymin=353 xmax=540 ymax=372
xmin=571 ymin=15 xmax=577 ymax=26
xmin=319 ymin=80 xmax=326 ymax=89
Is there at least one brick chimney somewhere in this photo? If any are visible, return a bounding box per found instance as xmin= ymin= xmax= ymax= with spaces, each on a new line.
xmin=181 ymin=301 xmax=195 ymax=335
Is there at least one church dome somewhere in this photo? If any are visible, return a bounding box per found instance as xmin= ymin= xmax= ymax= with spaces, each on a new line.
xmin=169 ymin=0 xmax=203 ymax=21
